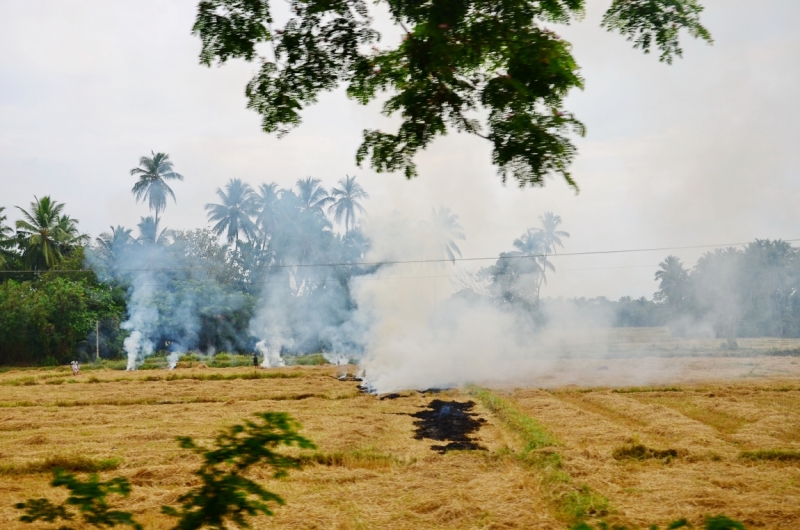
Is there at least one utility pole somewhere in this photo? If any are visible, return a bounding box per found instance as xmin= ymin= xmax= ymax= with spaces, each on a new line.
xmin=96 ymin=320 xmax=100 ymax=362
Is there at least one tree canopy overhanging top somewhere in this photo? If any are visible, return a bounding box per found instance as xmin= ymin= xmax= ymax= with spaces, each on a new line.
xmin=193 ymin=0 xmax=711 ymax=189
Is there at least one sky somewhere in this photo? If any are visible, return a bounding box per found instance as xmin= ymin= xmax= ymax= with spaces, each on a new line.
xmin=0 ymin=0 xmax=798 ymax=300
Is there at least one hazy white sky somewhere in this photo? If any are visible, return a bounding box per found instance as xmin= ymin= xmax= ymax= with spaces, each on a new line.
xmin=1 ymin=0 xmax=798 ymax=299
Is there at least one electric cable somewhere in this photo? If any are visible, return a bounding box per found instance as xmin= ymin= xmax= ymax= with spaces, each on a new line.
xmin=1 ymin=238 xmax=797 ymax=274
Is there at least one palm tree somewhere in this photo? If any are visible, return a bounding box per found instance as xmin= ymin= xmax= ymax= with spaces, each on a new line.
xmin=97 ymin=225 xmax=133 ymax=261
xmin=654 ymin=255 xmax=690 ymax=311
xmin=513 ymin=228 xmax=546 ymax=255
xmin=512 ymin=228 xmax=551 ymax=300
xmin=0 ymin=206 xmax=14 ymax=268
xmin=295 ymin=177 xmax=333 ymax=213
xmin=429 ymin=206 xmax=465 ymax=263
xmin=532 ymin=212 xmax=569 ymax=297
xmin=15 ymin=196 xmax=77 ymax=270
xmin=97 ymin=226 xmax=133 ymax=249
xmin=538 ymin=212 xmax=570 ymax=254
xmin=0 ymin=207 xmax=10 ymax=241
xmin=254 ymin=182 xmax=281 ymax=240
xmin=137 ymin=216 xmax=170 ymax=246
xmin=95 ymin=226 xmax=133 ymax=276
xmin=205 ymin=179 xmax=258 ymax=248
xmin=130 ymin=151 xmax=184 ymax=223
xmin=57 ymin=214 xmax=88 ymax=246
xmin=328 ymin=175 xmax=368 ymax=234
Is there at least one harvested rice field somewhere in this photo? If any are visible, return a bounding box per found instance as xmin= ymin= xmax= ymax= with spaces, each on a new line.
xmin=1 ymin=351 xmax=800 ymax=528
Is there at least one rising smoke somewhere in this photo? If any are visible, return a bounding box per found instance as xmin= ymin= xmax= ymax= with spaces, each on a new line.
xmin=88 ymin=177 xmax=732 ymax=390
xmin=87 ymin=190 xmax=660 ymax=387
xmin=89 ymin=223 xmax=251 ymax=369
xmin=350 ymin=213 xmax=677 ymax=394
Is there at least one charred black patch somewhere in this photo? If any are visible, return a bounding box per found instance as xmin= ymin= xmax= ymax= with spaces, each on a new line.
xmin=410 ymin=400 xmax=486 ymax=453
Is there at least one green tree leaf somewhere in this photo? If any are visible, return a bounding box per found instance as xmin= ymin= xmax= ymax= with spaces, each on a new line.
xmin=193 ymin=0 xmax=711 ymax=188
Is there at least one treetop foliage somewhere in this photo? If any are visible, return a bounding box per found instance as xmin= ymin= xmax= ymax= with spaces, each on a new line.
xmin=602 ymin=0 xmax=712 ymax=64
xmin=653 ymin=240 xmax=800 ymax=341
xmin=130 ymin=152 xmax=184 ymax=220
xmin=193 ymin=0 xmax=711 ymax=188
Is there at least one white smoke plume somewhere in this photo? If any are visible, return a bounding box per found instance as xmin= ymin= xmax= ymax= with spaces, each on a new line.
xmin=88 ymin=226 xmax=249 ymax=369
xmin=257 ymin=340 xmax=286 ymax=368
xmin=351 ymin=213 xmax=674 ymax=394
xmin=120 ymin=278 xmax=158 ymax=370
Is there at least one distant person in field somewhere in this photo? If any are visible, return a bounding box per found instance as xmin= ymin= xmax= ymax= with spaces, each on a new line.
xmin=253 ymin=352 xmax=259 ymax=368
xmin=71 ymin=361 xmax=80 ymax=376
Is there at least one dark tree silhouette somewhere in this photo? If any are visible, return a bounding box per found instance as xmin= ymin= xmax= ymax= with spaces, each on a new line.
xmin=205 ymin=179 xmax=259 ymax=248
xmin=193 ymin=0 xmax=711 ymax=187
xmin=329 ymin=175 xmax=368 ymax=234
xmin=130 ymin=152 xmax=184 ymax=224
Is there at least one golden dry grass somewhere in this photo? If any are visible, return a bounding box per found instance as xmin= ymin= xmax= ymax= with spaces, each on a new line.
xmin=0 ymin=366 xmax=557 ymax=530
xmin=0 ymin=352 xmax=799 ymax=529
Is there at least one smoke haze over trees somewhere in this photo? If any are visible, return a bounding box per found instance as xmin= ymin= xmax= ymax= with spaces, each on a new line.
xmin=3 ymin=163 xmax=800 ymax=369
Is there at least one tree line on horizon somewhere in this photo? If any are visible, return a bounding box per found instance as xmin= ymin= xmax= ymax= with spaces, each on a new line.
xmin=3 ymin=152 xmax=799 ymax=366
xmin=651 ymin=242 xmax=800 ymax=345
xmin=532 ymin=242 xmax=800 ymax=345
xmin=0 ymin=152 xmax=464 ymax=365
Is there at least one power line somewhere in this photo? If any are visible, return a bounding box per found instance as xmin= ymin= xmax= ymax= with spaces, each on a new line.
xmin=1 ymin=238 xmax=798 ymax=274
xmin=74 ymin=264 xmax=672 ymax=287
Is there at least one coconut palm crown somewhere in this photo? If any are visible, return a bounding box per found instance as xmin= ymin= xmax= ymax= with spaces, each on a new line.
xmin=295 ymin=177 xmax=333 ymax=213
xmin=329 ymin=175 xmax=368 ymax=234
xmin=137 ymin=216 xmax=170 ymax=246
xmin=654 ymin=255 xmax=690 ymax=310
xmin=429 ymin=206 xmax=465 ymax=264
xmin=0 ymin=206 xmax=14 ymax=268
xmin=0 ymin=207 xmax=11 ymax=241
xmin=130 ymin=151 xmax=184 ymax=222
xmin=512 ymin=228 xmax=552 ymax=298
xmin=254 ymin=182 xmax=281 ymax=240
xmin=205 ymin=179 xmax=259 ymax=247
xmin=538 ymin=212 xmax=570 ymax=255
xmin=15 ymin=196 xmax=79 ymax=270
xmin=97 ymin=225 xmax=133 ymax=256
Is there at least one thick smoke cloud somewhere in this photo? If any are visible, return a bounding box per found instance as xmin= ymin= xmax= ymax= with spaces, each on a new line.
xmin=352 ymin=214 xmax=675 ymax=394
xmin=88 ymin=224 xmax=251 ymax=369
xmin=86 ymin=174 xmax=800 ymax=392
xmin=86 ymin=185 xmax=679 ymax=389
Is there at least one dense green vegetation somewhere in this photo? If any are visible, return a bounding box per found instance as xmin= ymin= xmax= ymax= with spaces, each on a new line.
xmin=0 ymin=167 xmax=375 ymax=364
xmin=652 ymin=241 xmax=800 ymax=341
xmin=4 ymin=182 xmax=800 ymax=365
xmin=4 ymin=152 xmax=800 ymax=367
xmin=0 ymin=218 xmax=127 ymax=365
xmin=539 ymin=240 xmax=800 ymax=340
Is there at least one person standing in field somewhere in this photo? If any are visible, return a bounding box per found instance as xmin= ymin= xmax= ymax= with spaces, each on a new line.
xmin=253 ymin=352 xmax=259 ymax=368
xmin=71 ymin=361 xmax=80 ymax=376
